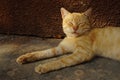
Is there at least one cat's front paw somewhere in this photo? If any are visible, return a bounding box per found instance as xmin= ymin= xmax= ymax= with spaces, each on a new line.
xmin=16 ymin=53 xmax=37 ymax=64
xmin=35 ymin=64 xmax=48 ymax=74
xmin=16 ymin=55 xmax=27 ymax=64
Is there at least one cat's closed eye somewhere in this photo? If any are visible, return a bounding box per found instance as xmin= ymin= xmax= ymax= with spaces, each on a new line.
xmin=78 ymin=23 xmax=83 ymax=26
xmin=68 ymin=22 xmax=73 ymax=25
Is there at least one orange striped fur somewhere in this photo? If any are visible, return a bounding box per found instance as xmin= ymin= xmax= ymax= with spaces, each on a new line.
xmin=16 ymin=8 xmax=120 ymax=74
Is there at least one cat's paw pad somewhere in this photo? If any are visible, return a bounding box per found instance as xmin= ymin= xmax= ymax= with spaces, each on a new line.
xmin=35 ymin=64 xmax=48 ymax=74
xmin=16 ymin=53 xmax=37 ymax=64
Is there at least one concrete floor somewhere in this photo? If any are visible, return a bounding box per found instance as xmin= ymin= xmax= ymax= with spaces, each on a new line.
xmin=0 ymin=34 xmax=120 ymax=80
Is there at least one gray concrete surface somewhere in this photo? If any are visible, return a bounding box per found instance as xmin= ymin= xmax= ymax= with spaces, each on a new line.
xmin=0 ymin=34 xmax=120 ymax=80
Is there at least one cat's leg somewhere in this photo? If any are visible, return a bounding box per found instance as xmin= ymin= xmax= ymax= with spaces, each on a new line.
xmin=16 ymin=45 xmax=68 ymax=64
xmin=35 ymin=49 xmax=95 ymax=74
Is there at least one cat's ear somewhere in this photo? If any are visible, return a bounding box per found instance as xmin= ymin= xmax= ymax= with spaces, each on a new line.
xmin=84 ymin=8 xmax=92 ymax=17
xmin=60 ymin=7 xmax=71 ymax=19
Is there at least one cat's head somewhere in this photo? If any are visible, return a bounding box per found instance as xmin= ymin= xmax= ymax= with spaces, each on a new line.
xmin=61 ymin=8 xmax=92 ymax=37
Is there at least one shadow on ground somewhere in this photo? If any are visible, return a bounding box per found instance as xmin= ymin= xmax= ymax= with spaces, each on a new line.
xmin=0 ymin=34 xmax=120 ymax=80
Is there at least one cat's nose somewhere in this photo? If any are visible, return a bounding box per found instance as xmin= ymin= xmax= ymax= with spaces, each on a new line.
xmin=73 ymin=26 xmax=78 ymax=31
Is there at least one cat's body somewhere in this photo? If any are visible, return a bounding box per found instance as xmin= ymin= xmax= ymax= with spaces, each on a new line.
xmin=60 ymin=27 xmax=120 ymax=61
xmin=16 ymin=8 xmax=120 ymax=74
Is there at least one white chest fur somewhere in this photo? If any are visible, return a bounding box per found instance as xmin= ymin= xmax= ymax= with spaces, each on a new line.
xmin=59 ymin=37 xmax=77 ymax=52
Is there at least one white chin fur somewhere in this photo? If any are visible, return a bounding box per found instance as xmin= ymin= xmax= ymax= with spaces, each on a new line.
xmin=66 ymin=33 xmax=79 ymax=37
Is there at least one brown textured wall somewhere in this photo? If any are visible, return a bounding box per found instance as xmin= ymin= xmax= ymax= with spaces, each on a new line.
xmin=0 ymin=0 xmax=119 ymax=37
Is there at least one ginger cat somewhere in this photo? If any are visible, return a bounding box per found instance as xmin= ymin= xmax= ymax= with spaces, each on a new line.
xmin=16 ymin=8 xmax=120 ymax=74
